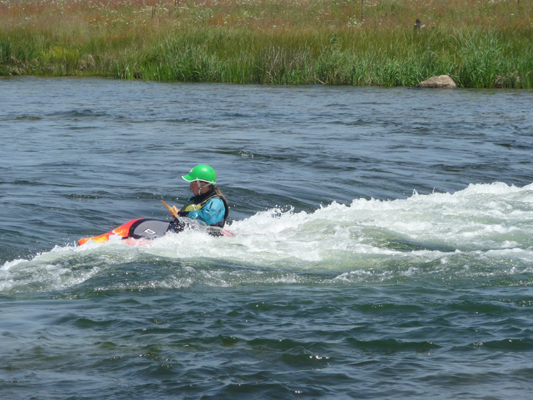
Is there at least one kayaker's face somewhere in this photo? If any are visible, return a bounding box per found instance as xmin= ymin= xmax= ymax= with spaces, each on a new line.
xmin=190 ymin=181 xmax=200 ymax=195
xmin=190 ymin=181 xmax=208 ymax=196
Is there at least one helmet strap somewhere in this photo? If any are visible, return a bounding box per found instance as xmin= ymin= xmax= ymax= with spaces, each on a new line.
xmin=197 ymin=180 xmax=208 ymax=195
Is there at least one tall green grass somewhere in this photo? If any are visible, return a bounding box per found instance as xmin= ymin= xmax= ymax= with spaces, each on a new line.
xmin=1 ymin=0 xmax=532 ymax=88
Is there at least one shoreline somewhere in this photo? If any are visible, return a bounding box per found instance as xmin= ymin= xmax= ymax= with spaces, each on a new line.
xmin=1 ymin=0 xmax=532 ymax=88
xmin=3 ymin=75 xmax=532 ymax=92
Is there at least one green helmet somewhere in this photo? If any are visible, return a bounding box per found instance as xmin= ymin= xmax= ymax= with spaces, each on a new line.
xmin=182 ymin=164 xmax=217 ymax=184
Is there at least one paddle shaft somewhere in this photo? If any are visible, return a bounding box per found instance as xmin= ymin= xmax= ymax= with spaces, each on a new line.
xmin=161 ymin=200 xmax=179 ymax=219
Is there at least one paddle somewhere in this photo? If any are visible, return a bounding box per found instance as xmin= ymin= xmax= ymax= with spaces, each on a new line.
xmin=161 ymin=200 xmax=179 ymax=220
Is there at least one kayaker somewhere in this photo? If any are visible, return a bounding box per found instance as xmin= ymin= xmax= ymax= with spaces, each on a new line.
xmin=171 ymin=164 xmax=229 ymax=228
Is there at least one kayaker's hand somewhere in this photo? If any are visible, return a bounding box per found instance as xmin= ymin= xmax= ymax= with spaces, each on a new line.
xmin=169 ymin=206 xmax=180 ymax=216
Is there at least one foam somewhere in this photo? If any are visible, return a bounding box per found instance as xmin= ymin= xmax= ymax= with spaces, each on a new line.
xmin=2 ymin=182 xmax=533 ymax=293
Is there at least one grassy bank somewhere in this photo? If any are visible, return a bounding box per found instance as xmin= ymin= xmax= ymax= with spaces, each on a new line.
xmin=1 ymin=0 xmax=532 ymax=87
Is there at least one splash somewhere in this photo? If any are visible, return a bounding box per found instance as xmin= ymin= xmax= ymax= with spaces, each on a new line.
xmin=2 ymin=182 xmax=533 ymax=294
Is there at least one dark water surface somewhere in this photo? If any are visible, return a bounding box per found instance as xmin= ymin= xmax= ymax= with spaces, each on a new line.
xmin=1 ymin=77 xmax=533 ymax=399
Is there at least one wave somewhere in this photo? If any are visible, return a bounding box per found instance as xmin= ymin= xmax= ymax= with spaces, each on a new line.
xmin=49 ymin=109 xmax=112 ymax=119
xmin=2 ymin=182 xmax=533 ymax=294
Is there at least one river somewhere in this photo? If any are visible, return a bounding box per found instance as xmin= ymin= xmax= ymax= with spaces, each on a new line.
xmin=1 ymin=77 xmax=533 ymax=399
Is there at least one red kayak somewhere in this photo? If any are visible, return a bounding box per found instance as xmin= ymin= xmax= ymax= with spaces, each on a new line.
xmin=78 ymin=217 xmax=233 ymax=246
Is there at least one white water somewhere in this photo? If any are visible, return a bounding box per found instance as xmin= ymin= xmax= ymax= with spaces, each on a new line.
xmin=3 ymin=182 xmax=533 ymax=294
